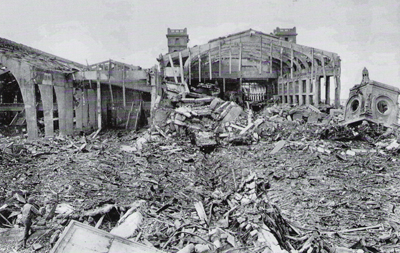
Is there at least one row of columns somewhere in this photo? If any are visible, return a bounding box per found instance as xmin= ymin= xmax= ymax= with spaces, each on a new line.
xmin=279 ymin=75 xmax=339 ymax=107
xmin=19 ymin=79 xmax=98 ymax=139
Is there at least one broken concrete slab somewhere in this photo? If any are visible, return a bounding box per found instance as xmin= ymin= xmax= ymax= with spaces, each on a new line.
xmin=221 ymin=105 xmax=243 ymax=123
xmin=110 ymin=212 xmax=143 ymax=238
xmin=50 ymin=220 xmax=164 ymax=253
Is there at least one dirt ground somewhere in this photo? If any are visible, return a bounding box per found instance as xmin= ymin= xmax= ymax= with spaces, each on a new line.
xmin=1 ymin=119 xmax=400 ymax=252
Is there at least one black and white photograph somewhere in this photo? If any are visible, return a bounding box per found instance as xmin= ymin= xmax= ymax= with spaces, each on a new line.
xmin=0 ymin=0 xmax=399 ymax=252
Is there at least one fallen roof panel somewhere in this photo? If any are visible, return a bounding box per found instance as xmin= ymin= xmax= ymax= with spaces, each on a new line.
xmin=50 ymin=220 xmax=165 ymax=253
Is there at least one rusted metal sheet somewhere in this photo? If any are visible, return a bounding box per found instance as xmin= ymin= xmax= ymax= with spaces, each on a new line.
xmin=50 ymin=220 xmax=164 ymax=253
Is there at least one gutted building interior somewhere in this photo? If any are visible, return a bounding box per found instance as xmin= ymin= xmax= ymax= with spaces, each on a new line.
xmin=0 ymin=38 xmax=151 ymax=140
xmin=159 ymin=28 xmax=341 ymax=107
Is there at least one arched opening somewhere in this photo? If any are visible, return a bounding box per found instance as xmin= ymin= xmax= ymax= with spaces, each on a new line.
xmin=0 ymin=71 xmax=24 ymax=126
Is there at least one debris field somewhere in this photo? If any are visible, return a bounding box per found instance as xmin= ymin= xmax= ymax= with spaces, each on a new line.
xmin=1 ymin=98 xmax=400 ymax=253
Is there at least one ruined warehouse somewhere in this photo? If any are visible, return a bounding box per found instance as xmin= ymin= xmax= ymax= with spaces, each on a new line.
xmin=159 ymin=27 xmax=341 ymax=107
xmin=0 ymin=38 xmax=152 ymax=140
xmin=0 ymin=27 xmax=342 ymax=140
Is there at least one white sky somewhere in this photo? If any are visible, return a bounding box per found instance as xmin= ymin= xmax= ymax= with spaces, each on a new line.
xmin=1 ymin=0 xmax=399 ymax=98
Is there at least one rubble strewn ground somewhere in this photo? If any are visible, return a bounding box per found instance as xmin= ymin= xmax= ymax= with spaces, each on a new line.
xmin=1 ymin=99 xmax=400 ymax=252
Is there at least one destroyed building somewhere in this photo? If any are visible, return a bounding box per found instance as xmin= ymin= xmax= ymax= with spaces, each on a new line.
xmin=158 ymin=28 xmax=341 ymax=107
xmin=344 ymin=67 xmax=400 ymax=127
xmin=0 ymin=38 xmax=153 ymax=140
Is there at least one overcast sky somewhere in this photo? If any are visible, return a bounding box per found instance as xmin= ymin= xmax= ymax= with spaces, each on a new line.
xmin=1 ymin=0 xmax=399 ymax=98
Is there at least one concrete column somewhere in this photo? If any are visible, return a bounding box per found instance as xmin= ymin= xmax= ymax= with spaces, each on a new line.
xmin=54 ymin=86 xmax=67 ymax=136
xmin=19 ymin=80 xmax=38 ymax=139
xmin=325 ymin=76 xmax=331 ymax=105
xmin=82 ymin=89 xmax=89 ymax=129
xmin=314 ymin=76 xmax=321 ymax=105
xmin=38 ymin=84 xmax=54 ymax=138
xmin=334 ymin=75 xmax=341 ymax=108
xmin=299 ymin=80 xmax=304 ymax=105
xmin=87 ymin=89 xmax=97 ymax=128
xmin=75 ymin=89 xmax=83 ymax=131
xmin=65 ymin=82 xmax=74 ymax=135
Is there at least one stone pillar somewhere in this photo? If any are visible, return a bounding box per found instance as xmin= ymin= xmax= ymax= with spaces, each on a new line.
xmin=325 ymin=76 xmax=331 ymax=105
xmin=314 ymin=76 xmax=320 ymax=105
xmin=334 ymin=75 xmax=341 ymax=108
xmin=87 ymin=89 xmax=97 ymax=128
xmin=82 ymin=89 xmax=89 ymax=129
xmin=19 ymin=79 xmax=38 ymax=139
xmin=75 ymin=89 xmax=83 ymax=131
xmin=65 ymin=81 xmax=74 ymax=135
xmin=54 ymin=85 xmax=67 ymax=136
xmin=38 ymin=84 xmax=54 ymax=138
xmin=299 ymin=79 xmax=304 ymax=105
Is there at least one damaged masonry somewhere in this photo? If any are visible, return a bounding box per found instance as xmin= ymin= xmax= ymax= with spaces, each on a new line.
xmin=1 ymin=27 xmax=400 ymax=253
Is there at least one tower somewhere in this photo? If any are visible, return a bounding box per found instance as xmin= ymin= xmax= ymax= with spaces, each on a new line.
xmin=273 ymin=27 xmax=297 ymax=43
xmin=166 ymin=28 xmax=189 ymax=53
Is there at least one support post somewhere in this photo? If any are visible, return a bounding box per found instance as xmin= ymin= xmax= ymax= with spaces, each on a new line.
xmin=96 ymin=66 xmax=102 ymax=129
xmin=122 ymin=66 xmax=126 ymax=107
xmin=290 ymin=45 xmax=294 ymax=79
xmin=188 ymin=49 xmax=191 ymax=86
xmin=314 ymin=76 xmax=320 ymax=105
xmin=219 ymin=43 xmax=222 ymax=77
xmin=87 ymin=89 xmax=97 ymax=128
xmin=259 ymin=37 xmax=262 ymax=74
xmin=208 ymin=49 xmax=212 ymax=80
xmin=198 ymin=55 xmax=202 ymax=82
xmin=270 ymin=42 xmax=273 ymax=74
xmin=169 ymin=54 xmax=178 ymax=84
xmin=75 ymin=89 xmax=83 ymax=131
xmin=54 ymin=85 xmax=66 ymax=136
xmin=38 ymin=76 xmax=54 ymax=138
xmin=108 ymin=60 xmax=114 ymax=104
xmin=326 ymin=76 xmax=331 ymax=105
xmin=229 ymin=45 xmax=232 ymax=74
xmin=179 ymin=51 xmax=184 ymax=83
xmin=65 ymin=80 xmax=74 ymax=135
xmin=19 ymin=78 xmax=38 ymax=139
xmin=334 ymin=75 xmax=341 ymax=108
xmin=82 ymin=89 xmax=89 ymax=129
xmin=280 ymin=45 xmax=283 ymax=77
xmin=239 ymin=43 xmax=242 ymax=73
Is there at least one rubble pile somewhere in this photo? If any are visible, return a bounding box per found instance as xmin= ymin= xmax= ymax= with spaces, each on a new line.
xmin=1 ymin=98 xmax=400 ymax=252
